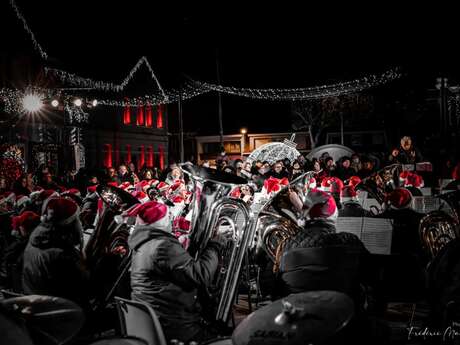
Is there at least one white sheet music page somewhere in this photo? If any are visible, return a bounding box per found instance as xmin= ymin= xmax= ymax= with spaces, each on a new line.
xmin=361 ymin=217 xmax=393 ymax=255
xmin=336 ymin=217 xmax=363 ymax=238
xmin=363 ymin=198 xmax=381 ymax=211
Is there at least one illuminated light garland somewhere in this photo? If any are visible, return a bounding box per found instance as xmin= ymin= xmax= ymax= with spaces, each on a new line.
xmin=64 ymin=104 xmax=89 ymax=124
xmin=9 ymin=0 xmax=48 ymax=60
xmin=45 ymin=56 xmax=168 ymax=100
xmin=193 ymin=68 xmax=402 ymax=100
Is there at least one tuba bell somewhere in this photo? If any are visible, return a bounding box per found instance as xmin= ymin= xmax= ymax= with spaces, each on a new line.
xmin=181 ymin=164 xmax=257 ymax=323
xmin=257 ymin=172 xmax=315 ymax=262
xmin=419 ymin=190 xmax=460 ymax=259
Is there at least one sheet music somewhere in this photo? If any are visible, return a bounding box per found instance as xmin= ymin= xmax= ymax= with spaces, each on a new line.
xmin=361 ymin=218 xmax=393 ymax=255
xmin=402 ymin=164 xmax=415 ymax=171
xmin=440 ymin=179 xmax=454 ymax=190
xmin=357 ymin=191 xmax=368 ymax=206
xmin=335 ymin=217 xmax=363 ymax=238
xmin=412 ymin=197 xmax=425 ymax=213
xmin=412 ymin=196 xmax=440 ymax=213
xmin=416 ymin=162 xmax=433 ymax=172
xmin=420 ymin=187 xmax=432 ymax=196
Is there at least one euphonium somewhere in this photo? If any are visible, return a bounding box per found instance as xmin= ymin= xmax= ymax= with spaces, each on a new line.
xmin=419 ymin=191 xmax=460 ymax=258
xmin=356 ymin=164 xmax=401 ymax=205
xmin=181 ymin=164 xmax=257 ymax=323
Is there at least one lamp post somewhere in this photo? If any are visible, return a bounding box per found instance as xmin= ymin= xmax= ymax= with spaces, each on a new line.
xmin=240 ymin=128 xmax=247 ymax=158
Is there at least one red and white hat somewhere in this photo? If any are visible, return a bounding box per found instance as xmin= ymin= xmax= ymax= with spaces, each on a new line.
xmin=306 ymin=189 xmax=338 ymax=222
xmin=340 ymin=185 xmax=358 ymax=202
xmin=131 ymin=190 xmax=150 ymax=204
xmin=328 ymin=177 xmax=344 ymax=195
xmin=15 ymin=194 xmax=30 ymax=209
xmin=41 ymin=197 xmax=79 ymax=226
xmin=12 ymin=211 xmax=40 ymax=235
xmin=385 ymin=188 xmax=413 ymax=209
xmin=347 ymin=176 xmax=362 ymax=188
xmin=86 ymin=185 xmax=98 ymax=194
xmin=136 ymin=180 xmax=151 ymax=192
xmin=118 ymin=182 xmax=134 ymax=192
xmin=320 ymin=178 xmax=332 ymax=192
xmin=125 ymin=201 xmax=170 ymax=231
xmin=404 ymin=172 xmax=424 ymax=188
xmin=107 ymin=182 xmax=119 ymax=188
xmin=64 ymin=188 xmax=81 ymax=198
xmin=156 ymin=181 xmax=170 ymax=194
xmin=263 ymin=176 xmax=289 ymax=194
xmin=399 ymin=171 xmax=410 ymax=185
xmin=37 ymin=190 xmax=60 ymax=214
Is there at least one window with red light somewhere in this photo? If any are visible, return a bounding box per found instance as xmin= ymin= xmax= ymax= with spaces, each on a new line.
xmin=123 ymin=103 xmax=131 ymax=125
xmin=147 ymin=146 xmax=154 ymax=167
xmin=157 ymin=105 xmax=163 ymax=128
xmin=139 ymin=145 xmax=145 ymax=169
xmin=159 ymin=144 xmax=165 ymax=170
xmin=145 ymin=104 xmax=153 ymax=127
xmin=136 ymin=105 xmax=145 ymax=126
xmin=103 ymin=144 xmax=113 ymax=168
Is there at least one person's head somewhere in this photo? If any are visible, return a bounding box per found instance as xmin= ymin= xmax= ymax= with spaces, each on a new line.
xmin=306 ymin=189 xmax=338 ymax=224
xmin=351 ymin=154 xmax=360 ymax=164
xmin=0 ymin=176 xmax=7 ymax=189
xmin=400 ymin=136 xmax=413 ymax=151
xmin=292 ymin=160 xmax=301 ymax=170
xmin=340 ymin=185 xmax=358 ymax=203
xmin=119 ymin=164 xmax=128 ymax=176
xmin=325 ymin=157 xmax=334 ymax=167
xmin=235 ymin=159 xmax=244 ymax=169
xmin=391 ymin=148 xmax=399 ymax=157
xmin=88 ymin=175 xmax=98 ymax=185
xmin=126 ymin=201 xmax=171 ymax=232
xmin=170 ymin=167 xmax=182 ymax=179
xmin=273 ymin=161 xmax=283 ymax=173
xmin=363 ymin=160 xmax=373 ymax=170
xmin=128 ymin=162 xmax=136 ymax=173
xmin=107 ymin=167 xmax=116 ymax=177
xmin=132 ymin=173 xmax=140 ymax=184
xmin=283 ymin=158 xmax=291 ymax=168
xmin=43 ymin=172 xmax=53 ymax=183
xmin=313 ymin=160 xmax=321 ymax=171
xmin=262 ymin=161 xmax=270 ymax=169
xmin=240 ymin=185 xmax=252 ymax=195
xmin=243 ymin=162 xmax=252 ymax=172
xmin=143 ymin=169 xmax=154 ymax=180
xmin=255 ymin=160 xmax=263 ymax=169
xmin=341 ymin=157 xmax=351 ymax=169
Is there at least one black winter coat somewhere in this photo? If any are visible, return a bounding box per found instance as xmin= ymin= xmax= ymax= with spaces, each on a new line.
xmin=278 ymin=220 xmax=367 ymax=300
xmin=22 ymin=223 xmax=89 ymax=308
xmin=128 ymin=225 xmax=221 ymax=342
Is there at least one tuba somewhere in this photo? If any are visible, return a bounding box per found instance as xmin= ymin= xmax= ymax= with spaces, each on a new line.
xmin=257 ymin=172 xmax=315 ymax=262
xmin=419 ymin=190 xmax=460 ymax=258
xmin=356 ymin=164 xmax=402 ymax=205
xmin=181 ymin=164 xmax=257 ymax=323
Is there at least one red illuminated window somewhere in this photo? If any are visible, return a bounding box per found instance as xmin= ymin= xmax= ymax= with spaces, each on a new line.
xmin=125 ymin=144 xmax=131 ymax=164
xmin=139 ymin=145 xmax=145 ymax=169
xmin=103 ymin=144 xmax=113 ymax=168
xmin=147 ymin=145 xmax=154 ymax=167
xmin=157 ymin=105 xmax=163 ymax=128
xmin=159 ymin=144 xmax=165 ymax=170
xmin=123 ymin=103 xmax=131 ymax=124
xmin=145 ymin=104 xmax=153 ymax=127
xmin=136 ymin=106 xmax=145 ymax=126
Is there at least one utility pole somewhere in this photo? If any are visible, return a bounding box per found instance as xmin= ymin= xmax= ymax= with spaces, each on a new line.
xmin=216 ymin=49 xmax=224 ymax=153
xmin=178 ymin=89 xmax=184 ymax=163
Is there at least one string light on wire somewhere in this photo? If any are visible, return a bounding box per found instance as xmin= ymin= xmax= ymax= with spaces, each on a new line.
xmin=9 ymin=0 xmax=48 ymax=60
xmin=45 ymin=56 xmax=168 ymax=100
xmin=193 ymin=68 xmax=402 ymax=101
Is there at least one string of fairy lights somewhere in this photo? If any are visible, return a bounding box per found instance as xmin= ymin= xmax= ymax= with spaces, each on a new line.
xmin=3 ymin=0 xmax=403 ymax=114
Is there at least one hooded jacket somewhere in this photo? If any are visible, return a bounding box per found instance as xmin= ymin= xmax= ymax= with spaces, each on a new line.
xmin=128 ymin=225 xmax=221 ymax=342
xmin=22 ymin=222 xmax=88 ymax=308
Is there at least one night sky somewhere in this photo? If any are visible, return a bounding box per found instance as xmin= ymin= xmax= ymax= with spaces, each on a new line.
xmin=2 ymin=2 xmax=459 ymax=136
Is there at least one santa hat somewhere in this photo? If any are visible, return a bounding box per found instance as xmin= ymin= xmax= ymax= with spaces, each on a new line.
xmin=306 ymin=189 xmax=338 ymax=222
xmin=328 ymin=177 xmax=344 ymax=195
xmin=340 ymin=185 xmax=358 ymax=202
xmin=37 ymin=190 xmax=60 ymax=214
xmin=0 ymin=191 xmax=16 ymax=205
xmin=131 ymin=190 xmax=150 ymax=204
xmin=107 ymin=182 xmax=119 ymax=188
xmin=64 ymin=188 xmax=81 ymax=198
xmin=15 ymin=194 xmax=30 ymax=209
xmin=156 ymin=181 xmax=170 ymax=194
xmin=173 ymin=216 xmax=191 ymax=232
xmin=404 ymin=172 xmax=424 ymax=188
xmin=399 ymin=171 xmax=411 ymax=185
xmin=41 ymin=197 xmax=79 ymax=226
xmin=136 ymin=180 xmax=151 ymax=192
xmin=347 ymin=176 xmax=362 ymax=188
xmin=86 ymin=185 xmax=98 ymax=194
xmin=320 ymin=178 xmax=332 ymax=192
xmin=263 ymin=176 xmax=289 ymax=194
xmin=307 ymin=177 xmax=317 ymax=189
xmin=12 ymin=211 xmax=40 ymax=235
xmin=125 ymin=201 xmax=170 ymax=231
xmin=149 ymin=179 xmax=160 ymax=188
xmin=118 ymin=182 xmax=134 ymax=192
xmin=385 ymin=188 xmax=413 ymax=210
xmin=230 ymin=187 xmax=241 ymax=198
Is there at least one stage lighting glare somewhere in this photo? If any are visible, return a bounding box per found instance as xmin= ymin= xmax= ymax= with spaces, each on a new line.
xmin=74 ymin=98 xmax=82 ymax=107
xmin=92 ymin=99 xmax=98 ymax=107
xmin=22 ymin=93 xmax=43 ymax=113
xmin=51 ymin=99 xmax=59 ymax=107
